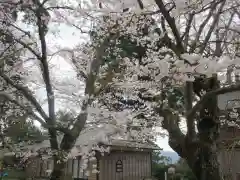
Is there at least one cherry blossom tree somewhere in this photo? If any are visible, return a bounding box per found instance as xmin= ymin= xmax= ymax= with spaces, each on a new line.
xmin=0 ymin=0 xmax=30 ymax=152
xmin=0 ymin=1 xmax=146 ymax=180
xmin=78 ymin=0 xmax=240 ymax=180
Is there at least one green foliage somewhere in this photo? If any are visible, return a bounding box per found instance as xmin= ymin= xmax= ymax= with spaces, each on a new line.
xmin=174 ymin=158 xmax=197 ymax=180
xmin=90 ymin=26 xmax=145 ymax=66
xmin=152 ymin=150 xmax=171 ymax=180
xmin=152 ymin=152 xmax=196 ymax=180
xmin=152 ymin=150 xmax=171 ymax=166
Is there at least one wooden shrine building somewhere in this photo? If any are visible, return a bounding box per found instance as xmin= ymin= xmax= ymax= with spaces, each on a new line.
xmin=21 ymin=128 xmax=160 ymax=180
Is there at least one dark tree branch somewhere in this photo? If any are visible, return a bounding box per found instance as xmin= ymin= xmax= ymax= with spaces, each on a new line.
xmin=213 ymin=11 xmax=234 ymax=57
xmin=185 ymin=82 xmax=195 ymax=138
xmin=160 ymin=17 xmax=179 ymax=55
xmin=157 ymin=108 xmax=186 ymax=157
xmin=233 ymin=5 xmax=240 ymax=19
xmin=218 ymin=27 xmax=240 ymax=35
xmin=199 ymin=0 xmax=226 ymax=54
xmin=8 ymin=23 xmax=31 ymax=38
xmin=46 ymin=6 xmax=74 ymax=10
xmin=0 ymin=92 xmax=71 ymax=134
xmin=36 ymin=3 xmax=55 ymax=122
xmin=0 ymin=92 xmax=46 ymax=125
xmin=182 ymin=13 xmax=194 ymax=49
xmin=137 ymin=0 xmax=144 ymax=9
xmin=219 ymin=12 xmax=235 ymax=41
xmin=60 ymin=35 xmax=118 ymax=151
xmin=187 ymin=83 xmax=240 ymax=120
xmin=0 ymin=72 xmax=49 ymax=120
xmin=190 ymin=1 xmax=220 ymax=52
xmin=33 ymin=0 xmax=58 ymax=149
xmin=214 ymin=28 xmax=221 ymax=56
xmin=0 ymin=31 xmax=41 ymax=59
xmin=154 ymin=0 xmax=184 ymax=54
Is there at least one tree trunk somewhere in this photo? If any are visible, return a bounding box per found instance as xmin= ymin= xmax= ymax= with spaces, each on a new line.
xmin=49 ymin=159 xmax=66 ymax=180
xmin=50 ymin=134 xmax=76 ymax=180
xmin=187 ymin=143 xmax=221 ymax=180
xmin=189 ymin=74 xmax=221 ymax=180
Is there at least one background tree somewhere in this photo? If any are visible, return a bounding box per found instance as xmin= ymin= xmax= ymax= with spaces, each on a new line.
xmin=0 ymin=0 xmax=31 ymax=151
xmin=151 ymin=152 xmax=195 ymax=180
xmin=152 ymin=150 xmax=171 ymax=180
xmin=0 ymin=1 xmax=123 ymax=180
xmin=174 ymin=158 xmax=197 ymax=180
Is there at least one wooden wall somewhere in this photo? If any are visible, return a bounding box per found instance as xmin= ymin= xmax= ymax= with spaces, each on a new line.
xmin=218 ymin=149 xmax=240 ymax=180
xmin=25 ymin=157 xmax=42 ymax=178
xmin=25 ymin=157 xmax=88 ymax=180
xmin=218 ymin=126 xmax=240 ymax=180
xmin=25 ymin=150 xmax=152 ymax=180
xmin=25 ymin=157 xmax=53 ymax=178
xmin=219 ymin=127 xmax=240 ymax=140
xmin=99 ymin=151 xmax=151 ymax=180
xmin=88 ymin=159 xmax=97 ymax=180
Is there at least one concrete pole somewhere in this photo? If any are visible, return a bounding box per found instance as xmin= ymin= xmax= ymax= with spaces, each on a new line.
xmin=165 ymin=171 xmax=167 ymax=180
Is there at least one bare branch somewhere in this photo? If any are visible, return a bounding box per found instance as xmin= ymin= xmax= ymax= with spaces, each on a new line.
xmin=199 ymin=0 xmax=226 ymax=54
xmin=190 ymin=1 xmax=219 ymax=52
xmin=154 ymin=0 xmax=184 ymax=54
xmin=36 ymin=6 xmax=55 ymax=120
xmin=182 ymin=13 xmax=194 ymax=49
xmin=33 ymin=0 xmax=58 ymax=149
xmin=160 ymin=16 xmax=179 ymax=55
xmin=0 ymin=31 xmax=41 ymax=59
xmin=46 ymin=6 xmax=74 ymax=10
xmin=218 ymin=27 xmax=240 ymax=35
xmin=219 ymin=12 xmax=235 ymax=41
xmin=214 ymin=12 xmax=234 ymax=56
xmin=8 ymin=23 xmax=31 ymax=38
xmin=137 ymin=0 xmax=144 ymax=9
